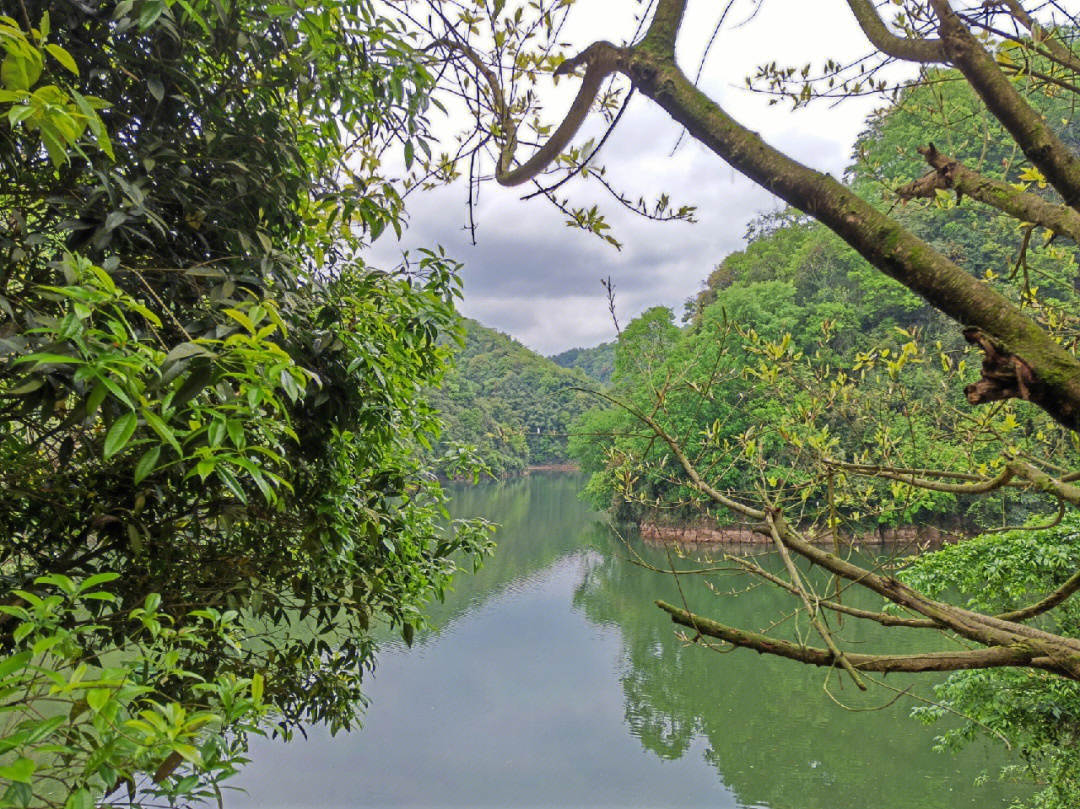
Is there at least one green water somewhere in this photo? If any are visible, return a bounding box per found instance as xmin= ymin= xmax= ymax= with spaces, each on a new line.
xmin=234 ymin=473 xmax=1018 ymax=808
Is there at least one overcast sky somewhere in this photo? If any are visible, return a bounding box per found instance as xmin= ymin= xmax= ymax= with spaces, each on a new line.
xmin=370 ymin=1 xmax=908 ymax=355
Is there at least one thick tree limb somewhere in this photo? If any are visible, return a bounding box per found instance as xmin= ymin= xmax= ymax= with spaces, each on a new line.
xmin=618 ymin=44 xmax=1080 ymax=430
xmin=846 ymin=0 xmax=947 ymax=63
xmin=656 ymin=600 xmax=1061 ymax=675
xmin=898 ymin=144 xmax=1080 ymax=243
xmin=930 ymin=0 xmax=1080 ymax=208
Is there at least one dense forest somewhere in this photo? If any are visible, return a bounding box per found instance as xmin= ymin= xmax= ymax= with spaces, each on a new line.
xmin=429 ymin=319 xmax=600 ymax=476
xmin=549 ymin=342 xmax=615 ymax=384
xmin=570 ymin=69 xmax=1080 ymax=536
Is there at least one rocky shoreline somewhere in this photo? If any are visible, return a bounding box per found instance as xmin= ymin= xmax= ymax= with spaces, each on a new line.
xmin=639 ymin=519 xmax=964 ymax=547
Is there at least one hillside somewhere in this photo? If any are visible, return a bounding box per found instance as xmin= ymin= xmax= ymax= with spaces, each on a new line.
xmin=571 ymin=69 xmax=1079 ymax=532
xmin=549 ymin=342 xmax=615 ymax=384
xmin=431 ymin=319 xmax=600 ymax=476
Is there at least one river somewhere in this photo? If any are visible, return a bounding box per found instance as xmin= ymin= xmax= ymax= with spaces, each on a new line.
xmin=232 ymin=472 xmax=1019 ymax=808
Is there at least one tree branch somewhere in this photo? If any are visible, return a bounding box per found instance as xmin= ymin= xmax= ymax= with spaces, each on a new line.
xmin=930 ymin=0 xmax=1080 ymax=208
xmin=845 ymin=0 xmax=947 ymax=63
xmin=766 ymin=514 xmax=868 ymax=689
xmin=430 ymin=39 xmax=623 ymax=188
xmin=898 ymin=144 xmax=1080 ymax=243
xmin=639 ymin=0 xmax=688 ymax=58
xmin=657 ymin=600 xmax=1060 ymax=674
xmin=994 ymin=0 xmax=1080 ymax=74
xmin=619 ymin=41 xmax=1080 ymax=431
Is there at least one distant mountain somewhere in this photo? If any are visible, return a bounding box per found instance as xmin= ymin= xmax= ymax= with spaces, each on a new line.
xmin=548 ymin=341 xmax=615 ymax=384
xmin=430 ymin=319 xmax=599 ymax=477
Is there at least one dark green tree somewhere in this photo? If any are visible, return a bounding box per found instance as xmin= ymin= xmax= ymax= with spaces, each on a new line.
xmin=0 ymin=3 xmax=490 ymax=806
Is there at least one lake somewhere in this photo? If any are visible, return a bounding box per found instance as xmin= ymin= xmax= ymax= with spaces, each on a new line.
xmin=232 ymin=472 xmax=1018 ymax=808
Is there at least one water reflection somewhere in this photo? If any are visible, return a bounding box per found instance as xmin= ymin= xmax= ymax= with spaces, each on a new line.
xmin=232 ymin=473 xmax=1016 ymax=808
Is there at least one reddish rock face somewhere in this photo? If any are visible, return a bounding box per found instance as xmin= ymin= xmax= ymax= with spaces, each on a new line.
xmin=638 ymin=520 xmax=963 ymax=548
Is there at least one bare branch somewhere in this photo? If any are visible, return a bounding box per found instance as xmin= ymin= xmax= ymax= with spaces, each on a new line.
xmin=766 ymin=515 xmax=868 ymax=689
xmin=994 ymin=0 xmax=1080 ymax=73
xmin=429 ymin=39 xmax=624 ymax=188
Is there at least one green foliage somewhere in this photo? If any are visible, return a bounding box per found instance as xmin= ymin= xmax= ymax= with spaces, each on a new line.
xmin=0 ymin=2 xmax=492 ymax=805
xmin=572 ymin=69 xmax=1078 ymax=532
xmin=902 ymin=518 xmax=1080 ymax=809
xmin=568 ymin=59 xmax=1080 ymax=805
xmin=548 ymin=341 xmax=615 ymax=384
xmin=429 ymin=319 xmax=598 ymax=476
xmin=0 ymin=575 xmax=266 ymax=809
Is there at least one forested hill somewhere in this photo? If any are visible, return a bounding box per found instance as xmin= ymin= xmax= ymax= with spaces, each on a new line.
xmin=571 ymin=67 xmax=1080 ymax=532
xmin=549 ymin=342 xmax=615 ymax=383
xmin=430 ymin=319 xmax=600 ymax=476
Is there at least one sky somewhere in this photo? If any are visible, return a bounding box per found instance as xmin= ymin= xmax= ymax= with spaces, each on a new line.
xmin=369 ymin=0 xmax=910 ymax=355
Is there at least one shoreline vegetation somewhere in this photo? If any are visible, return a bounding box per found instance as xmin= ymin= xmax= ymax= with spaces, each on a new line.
xmin=441 ymin=463 xmax=582 ymax=483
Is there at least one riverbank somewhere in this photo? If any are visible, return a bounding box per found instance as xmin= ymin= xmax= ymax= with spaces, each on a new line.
xmin=441 ymin=463 xmax=580 ymax=483
xmin=639 ymin=518 xmax=964 ymax=546
xmin=526 ymin=463 xmax=580 ymax=473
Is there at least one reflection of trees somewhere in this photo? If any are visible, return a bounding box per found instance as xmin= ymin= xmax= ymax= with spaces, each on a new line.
xmin=414 ymin=473 xmax=598 ymax=635
xmin=573 ymin=535 xmax=1017 ymax=809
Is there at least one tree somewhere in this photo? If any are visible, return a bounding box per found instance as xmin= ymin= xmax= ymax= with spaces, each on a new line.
xmin=397 ymin=0 xmax=1080 ymax=799
xmin=0 ymin=3 xmax=490 ymax=806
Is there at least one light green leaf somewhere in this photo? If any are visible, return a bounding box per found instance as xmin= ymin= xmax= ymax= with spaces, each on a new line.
xmin=66 ymin=788 xmax=93 ymax=809
xmin=44 ymin=44 xmax=77 ymax=76
xmin=0 ymin=756 xmax=35 ymax=783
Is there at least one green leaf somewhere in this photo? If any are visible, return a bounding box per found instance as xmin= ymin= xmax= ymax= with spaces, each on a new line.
xmin=65 ymin=788 xmax=93 ymax=809
xmin=139 ymin=0 xmax=165 ymax=30
xmin=0 ymin=756 xmax=35 ymax=784
xmin=147 ymin=75 xmax=164 ymax=102
xmin=86 ymin=688 xmax=110 ymax=713
xmin=44 ymin=44 xmax=78 ymax=76
xmin=13 ymin=353 xmax=83 ymax=366
xmin=134 ymin=444 xmax=162 ymax=484
xmin=141 ymin=408 xmax=181 ymax=454
xmin=226 ymin=419 xmax=244 ymax=448
xmin=104 ymin=411 xmax=137 ymax=459
xmin=163 ymin=341 xmax=210 ymax=366
xmin=0 ymin=651 xmax=32 ymax=681
xmin=2 ymin=51 xmax=42 ymax=93
xmin=207 ymin=418 xmax=226 ymax=448
xmin=78 ymin=572 xmax=121 ymax=593
xmin=32 ymin=635 xmax=63 ymax=656
xmin=23 ymin=715 xmax=65 ymax=745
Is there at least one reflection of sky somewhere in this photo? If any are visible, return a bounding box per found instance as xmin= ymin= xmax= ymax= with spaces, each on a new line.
xmin=231 ymin=556 xmax=734 ymax=808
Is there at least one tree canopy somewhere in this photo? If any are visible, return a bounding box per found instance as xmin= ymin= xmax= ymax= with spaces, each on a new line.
xmin=0 ymin=3 xmax=489 ymax=806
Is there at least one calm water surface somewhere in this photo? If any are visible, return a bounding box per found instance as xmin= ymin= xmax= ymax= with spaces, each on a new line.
xmin=234 ymin=473 xmax=1018 ymax=808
